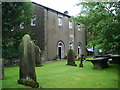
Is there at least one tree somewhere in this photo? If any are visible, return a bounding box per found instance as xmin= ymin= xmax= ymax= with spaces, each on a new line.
xmin=2 ymin=2 xmax=34 ymax=59
xmin=72 ymin=1 xmax=120 ymax=54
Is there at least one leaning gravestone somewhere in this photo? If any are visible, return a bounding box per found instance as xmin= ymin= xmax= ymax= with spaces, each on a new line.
xmin=18 ymin=34 xmax=39 ymax=88
xmin=35 ymin=46 xmax=43 ymax=67
xmin=67 ymin=49 xmax=77 ymax=66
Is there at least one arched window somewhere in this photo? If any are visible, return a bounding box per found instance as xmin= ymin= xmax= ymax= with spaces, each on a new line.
xmin=77 ymin=43 xmax=82 ymax=55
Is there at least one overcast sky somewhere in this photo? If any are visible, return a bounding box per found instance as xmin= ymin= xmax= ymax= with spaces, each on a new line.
xmin=31 ymin=0 xmax=81 ymax=16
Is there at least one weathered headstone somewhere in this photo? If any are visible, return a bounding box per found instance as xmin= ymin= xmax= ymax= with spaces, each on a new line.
xmin=35 ymin=46 xmax=43 ymax=67
xmin=18 ymin=34 xmax=39 ymax=88
xmin=67 ymin=49 xmax=77 ymax=66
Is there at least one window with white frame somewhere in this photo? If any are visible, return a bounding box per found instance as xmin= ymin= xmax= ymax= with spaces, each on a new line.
xmin=69 ymin=21 xmax=73 ymax=29
xmin=78 ymin=24 xmax=81 ymax=31
xmin=58 ymin=17 xmax=63 ymax=26
xmin=31 ymin=15 xmax=36 ymax=26
xmin=20 ymin=22 xmax=24 ymax=29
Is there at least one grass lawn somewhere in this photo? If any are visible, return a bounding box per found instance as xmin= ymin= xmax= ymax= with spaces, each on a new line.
xmin=2 ymin=59 xmax=118 ymax=88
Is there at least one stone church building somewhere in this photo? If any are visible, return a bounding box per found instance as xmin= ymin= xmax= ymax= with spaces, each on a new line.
xmin=19 ymin=2 xmax=86 ymax=60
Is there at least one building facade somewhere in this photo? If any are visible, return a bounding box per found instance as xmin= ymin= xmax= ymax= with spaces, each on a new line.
xmin=19 ymin=2 xmax=86 ymax=60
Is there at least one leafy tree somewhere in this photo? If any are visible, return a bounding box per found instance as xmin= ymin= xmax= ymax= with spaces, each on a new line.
xmin=72 ymin=1 xmax=120 ymax=54
xmin=2 ymin=2 xmax=34 ymax=59
xmin=2 ymin=2 xmax=33 ymax=43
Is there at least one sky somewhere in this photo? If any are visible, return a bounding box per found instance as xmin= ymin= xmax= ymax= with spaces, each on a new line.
xmin=31 ymin=0 xmax=81 ymax=16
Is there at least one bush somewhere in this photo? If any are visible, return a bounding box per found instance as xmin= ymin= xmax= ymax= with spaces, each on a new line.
xmin=75 ymin=54 xmax=80 ymax=57
xmin=2 ymin=43 xmax=19 ymax=59
xmin=56 ymin=55 xmax=60 ymax=59
xmin=75 ymin=54 xmax=80 ymax=60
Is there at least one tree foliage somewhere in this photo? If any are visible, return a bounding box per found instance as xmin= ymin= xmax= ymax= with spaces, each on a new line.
xmin=2 ymin=2 xmax=33 ymax=31
xmin=72 ymin=2 xmax=120 ymax=54
xmin=2 ymin=2 xmax=34 ymax=59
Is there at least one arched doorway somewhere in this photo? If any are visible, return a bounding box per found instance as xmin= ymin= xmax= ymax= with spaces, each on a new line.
xmin=77 ymin=43 xmax=82 ymax=55
xmin=57 ymin=41 xmax=64 ymax=59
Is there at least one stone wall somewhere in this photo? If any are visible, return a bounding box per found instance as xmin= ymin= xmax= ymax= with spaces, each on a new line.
xmin=19 ymin=2 xmax=87 ymax=60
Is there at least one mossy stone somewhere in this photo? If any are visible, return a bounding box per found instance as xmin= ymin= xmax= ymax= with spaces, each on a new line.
xmin=35 ymin=46 xmax=43 ymax=67
xmin=18 ymin=34 xmax=40 ymax=88
xmin=67 ymin=49 xmax=77 ymax=66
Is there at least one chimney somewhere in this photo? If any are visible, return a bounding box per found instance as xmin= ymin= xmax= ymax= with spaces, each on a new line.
xmin=64 ymin=11 xmax=68 ymax=14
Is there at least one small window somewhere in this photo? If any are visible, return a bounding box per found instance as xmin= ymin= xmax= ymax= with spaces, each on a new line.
xmin=58 ymin=17 xmax=62 ymax=26
xmin=31 ymin=15 xmax=36 ymax=26
xmin=78 ymin=24 xmax=81 ymax=31
xmin=69 ymin=21 xmax=73 ymax=29
xmin=20 ymin=22 xmax=24 ymax=29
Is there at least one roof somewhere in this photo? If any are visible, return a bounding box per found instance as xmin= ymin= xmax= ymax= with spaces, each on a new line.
xmin=32 ymin=2 xmax=71 ymax=18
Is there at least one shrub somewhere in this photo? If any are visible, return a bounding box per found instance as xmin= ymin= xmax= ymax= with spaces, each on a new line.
xmin=2 ymin=43 xmax=19 ymax=59
xmin=56 ymin=55 xmax=60 ymax=59
xmin=80 ymin=54 xmax=86 ymax=60
xmin=75 ymin=54 xmax=80 ymax=60
xmin=2 ymin=43 xmax=19 ymax=66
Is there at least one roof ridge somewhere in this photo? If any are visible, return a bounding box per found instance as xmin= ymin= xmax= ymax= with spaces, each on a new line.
xmin=32 ymin=2 xmax=71 ymax=17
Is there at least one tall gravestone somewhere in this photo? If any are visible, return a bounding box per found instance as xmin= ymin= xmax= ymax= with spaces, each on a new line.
xmin=67 ymin=49 xmax=77 ymax=66
xmin=18 ymin=34 xmax=39 ymax=88
xmin=35 ymin=46 xmax=43 ymax=67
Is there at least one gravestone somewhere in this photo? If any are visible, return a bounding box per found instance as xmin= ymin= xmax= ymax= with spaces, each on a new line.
xmin=67 ymin=49 xmax=77 ymax=66
xmin=18 ymin=34 xmax=39 ymax=88
xmin=35 ymin=46 xmax=43 ymax=67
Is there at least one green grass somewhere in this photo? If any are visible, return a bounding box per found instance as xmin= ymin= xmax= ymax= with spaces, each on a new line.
xmin=2 ymin=60 xmax=118 ymax=88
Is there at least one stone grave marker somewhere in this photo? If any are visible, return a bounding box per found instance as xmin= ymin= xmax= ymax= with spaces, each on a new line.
xmin=67 ymin=49 xmax=77 ymax=66
xmin=35 ymin=46 xmax=43 ymax=67
xmin=18 ymin=34 xmax=39 ymax=88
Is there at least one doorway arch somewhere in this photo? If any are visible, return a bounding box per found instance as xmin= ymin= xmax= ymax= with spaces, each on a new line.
xmin=57 ymin=41 xmax=64 ymax=59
